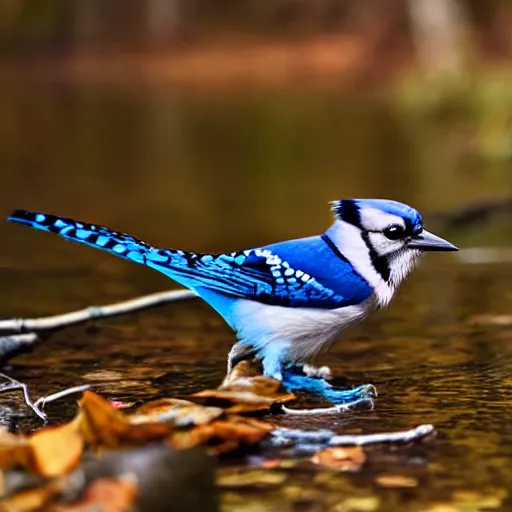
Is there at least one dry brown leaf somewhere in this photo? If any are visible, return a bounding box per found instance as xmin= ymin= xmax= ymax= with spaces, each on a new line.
xmin=0 ymin=421 xmax=83 ymax=478
xmin=170 ymin=424 xmax=217 ymax=450
xmin=310 ymin=446 xmax=366 ymax=472
xmin=133 ymin=398 xmax=224 ymax=426
xmin=375 ymin=474 xmax=418 ymax=488
xmin=49 ymin=475 xmax=138 ymax=512
xmin=0 ymin=480 xmax=66 ymax=512
xmin=29 ymin=419 xmax=84 ymax=477
xmin=168 ymin=415 xmax=273 ymax=453
xmin=220 ymin=359 xmax=263 ymax=384
xmin=0 ymin=428 xmax=30 ymax=472
xmin=78 ymin=391 xmax=172 ymax=448
xmin=189 ymin=361 xmax=295 ymax=413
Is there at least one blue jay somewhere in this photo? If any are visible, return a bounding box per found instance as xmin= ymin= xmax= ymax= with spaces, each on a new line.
xmin=8 ymin=199 xmax=457 ymax=384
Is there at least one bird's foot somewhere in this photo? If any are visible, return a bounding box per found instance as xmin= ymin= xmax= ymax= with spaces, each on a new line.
xmin=281 ymin=368 xmax=377 ymax=406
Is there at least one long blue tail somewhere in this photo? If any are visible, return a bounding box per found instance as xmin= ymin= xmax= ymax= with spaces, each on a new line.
xmin=8 ymin=210 xmax=255 ymax=307
xmin=8 ymin=210 xmax=205 ymax=287
xmin=10 ymin=210 xmax=166 ymax=263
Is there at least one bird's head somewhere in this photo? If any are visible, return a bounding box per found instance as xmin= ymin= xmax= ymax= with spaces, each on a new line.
xmin=327 ymin=198 xmax=457 ymax=305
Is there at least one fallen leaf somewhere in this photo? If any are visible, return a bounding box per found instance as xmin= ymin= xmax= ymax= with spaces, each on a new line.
xmin=0 ymin=486 xmax=57 ymax=512
xmin=78 ymin=391 xmax=172 ymax=447
xmin=51 ymin=474 xmax=138 ymax=512
xmin=375 ymin=474 xmax=418 ymax=488
xmin=133 ymin=398 xmax=224 ymax=427
xmin=0 ymin=421 xmax=83 ymax=478
xmin=29 ymin=419 xmax=84 ymax=477
xmin=189 ymin=361 xmax=295 ymax=413
xmin=0 ymin=428 xmax=30 ymax=471
xmin=169 ymin=416 xmax=273 ymax=453
xmin=0 ymin=479 xmax=67 ymax=512
xmin=310 ymin=446 xmax=366 ymax=472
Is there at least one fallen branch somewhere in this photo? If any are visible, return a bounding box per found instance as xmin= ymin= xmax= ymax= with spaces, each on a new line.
xmin=0 ymin=289 xmax=197 ymax=334
xmin=0 ymin=375 xmax=92 ymax=422
xmin=34 ymin=384 xmax=92 ymax=410
xmin=0 ymin=373 xmax=46 ymax=421
xmin=0 ymin=333 xmax=39 ymax=361
xmin=270 ymin=423 xmax=435 ymax=447
xmin=278 ymin=396 xmax=374 ymax=415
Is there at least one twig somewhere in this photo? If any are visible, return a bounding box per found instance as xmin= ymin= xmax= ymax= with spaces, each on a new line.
xmin=328 ymin=424 xmax=435 ymax=445
xmin=0 ymin=289 xmax=197 ymax=333
xmin=34 ymin=384 xmax=91 ymax=409
xmin=0 ymin=333 xmax=39 ymax=361
xmin=278 ymin=397 xmax=374 ymax=415
xmin=0 ymin=378 xmax=92 ymax=422
xmin=0 ymin=373 xmax=46 ymax=421
xmin=270 ymin=424 xmax=435 ymax=447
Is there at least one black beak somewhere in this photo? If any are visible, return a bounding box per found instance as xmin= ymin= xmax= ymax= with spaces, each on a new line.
xmin=408 ymin=230 xmax=458 ymax=252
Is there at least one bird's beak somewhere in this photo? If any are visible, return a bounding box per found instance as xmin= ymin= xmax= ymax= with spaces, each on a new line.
xmin=408 ymin=230 xmax=458 ymax=252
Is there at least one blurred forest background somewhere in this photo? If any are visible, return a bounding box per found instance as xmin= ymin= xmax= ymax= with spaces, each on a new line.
xmin=0 ymin=0 xmax=511 ymax=261
xmin=1 ymin=0 xmax=512 ymax=77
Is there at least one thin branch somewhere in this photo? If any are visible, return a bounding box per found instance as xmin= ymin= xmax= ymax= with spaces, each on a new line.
xmin=271 ymin=424 xmax=435 ymax=447
xmin=0 ymin=289 xmax=197 ymax=333
xmin=328 ymin=424 xmax=435 ymax=445
xmin=34 ymin=384 xmax=91 ymax=409
xmin=0 ymin=333 xmax=39 ymax=361
xmin=0 ymin=373 xmax=47 ymax=421
xmin=279 ymin=397 xmax=374 ymax=415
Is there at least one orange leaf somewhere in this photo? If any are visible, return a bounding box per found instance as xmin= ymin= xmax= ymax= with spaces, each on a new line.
xmin=29 ymin=419 xmax=84 ymax=477
xmin=168 ymin=415 xmax=273 ymax=453
xmin=68 ymin=475 xmax=138 ymax=512
xmin=0 ymin=428 xmax=30 ymax=472
xmin=133 ymin=398 xmax=224 ymax=426
xmin=0 ymin=421 xmax=83 ymax=478
xmin=189 ymin=361 xmax=295 ymax=413
xmin=310 ymin=446 xmax=366 ymax=472
xmin=78 ymin=391 xmax=171 ymax=448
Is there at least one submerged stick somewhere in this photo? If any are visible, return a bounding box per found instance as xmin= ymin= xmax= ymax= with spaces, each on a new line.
xmin=0 ymin=289 xmax=197 ymax=333
xmin=271 ymin=424 xmax=435 ymax=447
xmin=278 ymin=397 xmax=374 ymax=415
xmin=0 ymin=333 xmax=39 ymax=361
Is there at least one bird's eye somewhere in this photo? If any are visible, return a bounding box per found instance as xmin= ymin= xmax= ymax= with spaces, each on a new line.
xmin=383 ymin=225 xmax=405 ymax=240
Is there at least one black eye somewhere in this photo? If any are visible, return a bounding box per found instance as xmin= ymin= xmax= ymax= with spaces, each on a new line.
xmin=383 ymin=225 xmax=405 ymax=240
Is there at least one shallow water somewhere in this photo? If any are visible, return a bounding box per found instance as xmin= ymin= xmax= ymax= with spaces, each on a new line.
xmin=1 ymin=79 xmax=512 ymax=510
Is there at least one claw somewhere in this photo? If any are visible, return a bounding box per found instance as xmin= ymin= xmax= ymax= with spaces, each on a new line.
xmin=281 ymin=368 xmax=377 ymax=405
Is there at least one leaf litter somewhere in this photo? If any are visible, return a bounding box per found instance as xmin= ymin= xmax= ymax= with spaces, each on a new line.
xmin=0 ymin=360 xmax=436 ymax=511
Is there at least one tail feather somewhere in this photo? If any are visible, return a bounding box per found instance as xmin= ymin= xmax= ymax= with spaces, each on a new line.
xmin=8 ymin=210 xmax=203 ymax=286
xmin=9 ymin=209 xmax=160 ymax=261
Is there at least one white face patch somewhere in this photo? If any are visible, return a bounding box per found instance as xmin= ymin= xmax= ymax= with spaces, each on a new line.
xmin=366 ymin=231 xmax=405 ymax=257
xmin=326 ymin=219 xmax=422 ymax=307
xmin=327 ymin=220 xmax=394 ymax=305
xmin=358 ymin=207 xmax=405 ymax=232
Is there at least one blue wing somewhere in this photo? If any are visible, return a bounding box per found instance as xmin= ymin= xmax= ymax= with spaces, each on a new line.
xmin=8 ymin=210 xmax=367 ymax=309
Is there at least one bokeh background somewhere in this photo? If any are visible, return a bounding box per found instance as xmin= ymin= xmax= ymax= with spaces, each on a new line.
xmin=1 ymin=2 xmax=512 ymax=511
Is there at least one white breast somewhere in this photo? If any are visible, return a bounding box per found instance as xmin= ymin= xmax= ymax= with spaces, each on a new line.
xmin=232 ymin=296 xmax=377 ymax=364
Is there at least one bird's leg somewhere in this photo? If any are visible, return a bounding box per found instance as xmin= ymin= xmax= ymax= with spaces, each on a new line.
xmin=281 ymin=366 xmax=376 ymax=405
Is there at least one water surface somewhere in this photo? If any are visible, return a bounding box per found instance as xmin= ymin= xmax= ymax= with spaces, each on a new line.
xmin=0 ymin=79 xmax=511 ymax=511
